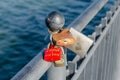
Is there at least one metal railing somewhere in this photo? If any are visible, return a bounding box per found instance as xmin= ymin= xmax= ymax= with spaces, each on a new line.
xmin=11 ymin=0 xmax=120 ymax=80
xmin=72 ymin=1 xmax=120 ymax=80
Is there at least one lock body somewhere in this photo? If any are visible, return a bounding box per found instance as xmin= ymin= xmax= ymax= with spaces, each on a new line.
xmin=44 ymin=45 xmax=62 ymax=62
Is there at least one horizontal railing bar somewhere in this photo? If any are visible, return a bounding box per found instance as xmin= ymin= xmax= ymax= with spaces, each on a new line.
xmin=11 ymin=50 xmax=52 ymax=80
xmin=68 ymin=0 xmax=108 ymax=32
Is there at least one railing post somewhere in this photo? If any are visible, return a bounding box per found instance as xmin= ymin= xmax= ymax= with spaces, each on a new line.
xmin=45 ymin=11 xmax=67 ymax=80
xmin=47 ymin=53 xmax=66 ymax=80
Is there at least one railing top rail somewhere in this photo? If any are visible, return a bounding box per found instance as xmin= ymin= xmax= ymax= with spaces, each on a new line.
xmin=68 ymin=0 xmax=108 ymax=32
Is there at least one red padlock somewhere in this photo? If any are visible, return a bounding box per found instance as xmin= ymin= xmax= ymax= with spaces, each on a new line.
xmin=44 ymin=44 xmax=62 ymax=62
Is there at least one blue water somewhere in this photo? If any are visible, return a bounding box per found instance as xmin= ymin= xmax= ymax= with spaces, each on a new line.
xmin=0 ymin=0 xmax=114 ymax=80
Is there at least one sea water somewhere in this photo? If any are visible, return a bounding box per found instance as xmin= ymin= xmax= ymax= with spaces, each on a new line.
xmin=0 ymin=0 xmax=114 ymax=79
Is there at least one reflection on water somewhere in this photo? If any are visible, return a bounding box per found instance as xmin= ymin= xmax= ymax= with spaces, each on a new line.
xmin=0 ymin=0 xmax=114 ymax=79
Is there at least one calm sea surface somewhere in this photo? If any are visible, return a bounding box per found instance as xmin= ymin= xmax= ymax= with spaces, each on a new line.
xmin=0 ymin=0 xmax=114 ymax=80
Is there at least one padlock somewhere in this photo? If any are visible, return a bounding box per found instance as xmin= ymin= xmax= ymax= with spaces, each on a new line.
xmin=52 ymin=29 xmax=76 ymax=46
xmin=44 ymin=44 xmax=62 ymax=62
